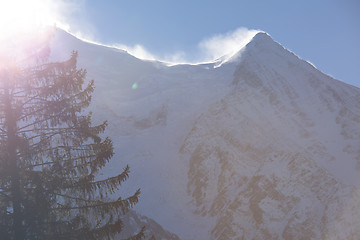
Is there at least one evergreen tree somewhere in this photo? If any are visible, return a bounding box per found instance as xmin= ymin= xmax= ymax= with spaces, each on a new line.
xmin=0 ymin=43 xmax=142 ymax=239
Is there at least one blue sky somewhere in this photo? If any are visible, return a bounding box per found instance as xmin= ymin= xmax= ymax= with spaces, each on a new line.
xmin=63 ymin=0 xmax=360 ymax=88
xmin=6 ymin=0 xmax=358 ymax=87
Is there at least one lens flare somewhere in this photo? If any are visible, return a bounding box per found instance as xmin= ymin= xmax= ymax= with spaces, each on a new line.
xmin=132 ymin=83 xmax=138 ymax=90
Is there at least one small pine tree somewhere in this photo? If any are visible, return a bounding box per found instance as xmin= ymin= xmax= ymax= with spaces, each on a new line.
xmin=0 ymin=37 xmax=142 ymax=239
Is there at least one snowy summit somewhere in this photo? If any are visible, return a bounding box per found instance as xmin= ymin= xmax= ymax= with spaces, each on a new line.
xmin=48 ymin=28 xmax=360 ymax=240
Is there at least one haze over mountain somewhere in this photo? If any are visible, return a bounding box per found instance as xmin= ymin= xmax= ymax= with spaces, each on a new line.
xmin=49 ymin=28 xmax=360 ymax=240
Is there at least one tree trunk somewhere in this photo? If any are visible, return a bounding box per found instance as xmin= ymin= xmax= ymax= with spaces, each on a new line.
xmin=4 ymin=80 xmax=23 ymax=240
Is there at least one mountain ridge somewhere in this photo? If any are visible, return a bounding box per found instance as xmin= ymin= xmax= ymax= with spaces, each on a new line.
xmin=48 ymin=28 xmax=360 ymax=239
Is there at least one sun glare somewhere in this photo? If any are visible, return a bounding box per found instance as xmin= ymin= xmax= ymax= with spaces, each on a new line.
xmin=0 ymin=0 xmax=63 ymax=40
xmin=0 ymin=0 xmax=68 ymax=66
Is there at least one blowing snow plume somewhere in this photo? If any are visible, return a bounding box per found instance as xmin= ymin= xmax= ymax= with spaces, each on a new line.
xmin=103 ymin=27 xmax=261 ymax=65
xmin=198 ymin=27 xmax=260 ymax=62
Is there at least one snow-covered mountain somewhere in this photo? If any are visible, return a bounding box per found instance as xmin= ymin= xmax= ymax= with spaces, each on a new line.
xmin=50 ymin=28 xmax=360 ymax=239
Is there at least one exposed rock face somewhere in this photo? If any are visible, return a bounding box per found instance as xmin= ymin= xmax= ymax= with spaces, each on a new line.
xmin=181 ymin=33 xmax=360 ymax=239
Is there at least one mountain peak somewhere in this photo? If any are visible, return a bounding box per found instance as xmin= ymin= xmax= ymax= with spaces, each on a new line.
xmin=216 ymin=30 xmax=306 ymax=71
xmin=250 ymin=31 xmax=272 ymax=43
xmin=244 ymin=31 xmax=286 ymax=55
xmin=214 ymin=31 xmax=283 ymax=67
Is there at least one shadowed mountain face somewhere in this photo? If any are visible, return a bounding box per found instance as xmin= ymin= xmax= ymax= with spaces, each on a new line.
xmin=50 ymin=29 xmax=360 ymax=239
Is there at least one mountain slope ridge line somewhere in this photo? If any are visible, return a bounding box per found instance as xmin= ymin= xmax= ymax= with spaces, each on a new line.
xmin=48 ymin=28 xmax=360 ymax=240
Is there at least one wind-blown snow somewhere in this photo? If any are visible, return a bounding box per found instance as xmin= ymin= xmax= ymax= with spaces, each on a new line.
xmin=49 ymin=29 xmax=360 ymax=240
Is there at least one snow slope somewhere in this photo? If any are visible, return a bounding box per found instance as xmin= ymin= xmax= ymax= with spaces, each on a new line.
xmin=50 ymin=29 xmax=360 ymax=239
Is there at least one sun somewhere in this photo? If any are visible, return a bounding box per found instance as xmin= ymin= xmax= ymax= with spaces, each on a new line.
xmin=0 ymin=0 xmax=60 ymax=40
xmin=0 ymin=0 xmax=70 ymax=64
